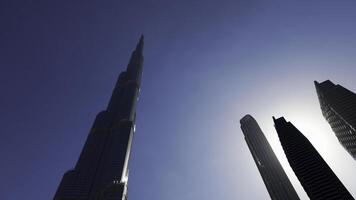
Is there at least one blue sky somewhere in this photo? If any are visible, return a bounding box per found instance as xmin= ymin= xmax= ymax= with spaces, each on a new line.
xmin=1 ymin=0 xmax=356 ymax=199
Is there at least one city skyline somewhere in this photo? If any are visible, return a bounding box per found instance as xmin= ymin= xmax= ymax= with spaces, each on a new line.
xmin=2 ymin=1 xmax=356 ymax=200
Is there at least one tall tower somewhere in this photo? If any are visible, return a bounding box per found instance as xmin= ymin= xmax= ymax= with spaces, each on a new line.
xmin=240 ymin=115 xmax=300 ymax=200
xmin=314 ymin=80 xmax=356 ymax=159
xmin=54 ymin=35 xmax=144 ymax=200
xmin=273 ymin=116 xmax=354 ymax=200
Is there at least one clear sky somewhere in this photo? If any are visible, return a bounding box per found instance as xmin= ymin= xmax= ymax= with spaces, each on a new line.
xmin=1 ymin=0 xmax=356 ymax=199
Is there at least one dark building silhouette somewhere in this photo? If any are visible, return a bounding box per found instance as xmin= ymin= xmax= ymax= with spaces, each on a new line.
xmin=315 ymin=80 xmax=356 ymax=159
xmin=54 ymin=36 xmax=144 ymax=200
xmin=273 ymin=116 xmax=354 ymax=200
xmin=240 ymin=115 xmax=300 ymax=200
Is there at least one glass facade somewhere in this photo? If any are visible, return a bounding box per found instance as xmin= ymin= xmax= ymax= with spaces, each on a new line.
xmin=315 ymin=80 xmax=356 ymax=159
xmin=240 ymin=115 xmax=300 ymax=200
xmin=273 ymin=117 xmax=354 ymax=200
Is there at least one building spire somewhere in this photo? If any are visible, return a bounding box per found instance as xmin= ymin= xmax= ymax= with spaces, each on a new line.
xmin=107 ymin=35 xmax=144 ymax=111
xmin=135 ymin=34 xmax=144 ymax=55
xmin=126 ymin=34 xmax=144 ymax=71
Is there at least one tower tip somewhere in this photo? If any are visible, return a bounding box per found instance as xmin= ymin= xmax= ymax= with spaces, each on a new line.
xmin=273 ymin=116 xmax=287 ymax=124
xmin=240 ymin=114 xmax=253 ymax=124
xmin=135 ymin=34 xmax=144 ymax=53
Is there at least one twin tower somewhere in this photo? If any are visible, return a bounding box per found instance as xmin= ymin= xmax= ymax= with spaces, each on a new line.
xmin=241 ymin=80 xmax=356 ymax=200
xmin=53 ymin=35 xmax=356 ymax=200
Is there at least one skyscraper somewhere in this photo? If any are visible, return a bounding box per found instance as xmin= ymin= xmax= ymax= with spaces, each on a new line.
xmin=273 ymin=116 xmax=354 ymax=200
xmin=314 ymin=80 xmax=356 ymax=159
xmin=240 ymin=115 xmax=300 ymax=200
xmin=54 ymin=35 xmax=144 ymax=200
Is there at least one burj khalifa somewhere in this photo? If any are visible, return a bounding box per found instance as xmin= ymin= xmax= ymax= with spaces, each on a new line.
xmin=54 ymin=35 xmax=144 ymax=200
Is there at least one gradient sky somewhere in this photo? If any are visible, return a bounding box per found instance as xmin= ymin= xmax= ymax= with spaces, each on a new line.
xmin=1 ymin=0 xmax=356 ymax=199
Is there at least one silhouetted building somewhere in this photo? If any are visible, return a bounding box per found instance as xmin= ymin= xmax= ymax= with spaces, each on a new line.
xmin=273 ymin=116 xmax=354 ymax=200
xmin=240 ymin=115 xmax=300 ymax=200
xmin=315 ymin=80 xmax=356 ymax=159
xmin=54 ymin=35 xmax=144 ymax=200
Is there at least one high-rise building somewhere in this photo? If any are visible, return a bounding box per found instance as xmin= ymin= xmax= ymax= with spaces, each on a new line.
xmin=54 ymin=35 xmax=144 ymax=200
xmin=273 ymin=116 xmax=354 ymax=200
xmin=240 ymin=115 xmax=300 ymax=200
xmin=314 ymin=80 xmax=356 ymax=159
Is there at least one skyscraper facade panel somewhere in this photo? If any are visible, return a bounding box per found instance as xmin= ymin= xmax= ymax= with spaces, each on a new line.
xmin=315 ymin=80 xmax=356 ymax=159
xmin=273 ymin=116 xmax=354 ymax=200
xmin=54 ymin=36 xmax=144 ymax=200
xmin=240 ymin=115 xmax=300 ymax=200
